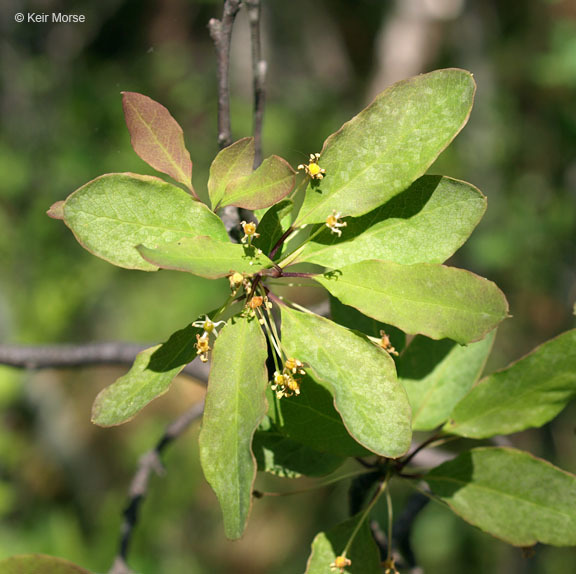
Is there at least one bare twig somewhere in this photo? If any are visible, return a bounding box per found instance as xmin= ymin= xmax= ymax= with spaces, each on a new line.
xmin=0 ymin=343 xmax=209 ymax=383
xmin=108 ymin=400 xmax=205 ymax=574
xmin=208 ymin=0 xmax=242 ymax=150
xmin=245 ymin=0 xmax=266 ymax=167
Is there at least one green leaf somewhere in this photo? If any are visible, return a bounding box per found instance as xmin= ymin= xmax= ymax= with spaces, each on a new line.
xmin=137 ymin=236 xmax=273 ymax=278
xmin=208 ymin=137 xmax=255 ymax=208
xmin=0 ymin=554 xmax=92 ymax=573
xmin=253 ymin=199 xmax=293 ymax=257
xmin=91 ymin=323 xmax=202 ymax=426
xmin=305 ymin=515 xmax=381 ymax=574
xmin=281 ymin=307 xmax=412 ymax=458
xmin=316 ymin=261 xmax=508 ymax=344
xmin=253 ymin=417 xmax=345 ymax=478
xmin=218 ymin=155 xmax=296 ymax=210
xmin=122 ymin=91 xmax=195 ymax=193
xmin=425 ymin=447 xmax=576 ymax=546
xmin=296 ymin=176 xmax=486 ymax=267
xmin=398 ymin=331 xmax=495 ymax=431
xmin=268 ymin=377 xmax=372 ymax=457
xmin=199 ymin=315 xmax=268 ymax=539
xmin=295 ymin=69 xmax=476 ymax=225
xmin=57 ymin=173 xmax=228 ymax=270
xmin=445 ymin=329 xmax=576 ymax=438
xmin=330 ymin=296 xmax=406 ymax=354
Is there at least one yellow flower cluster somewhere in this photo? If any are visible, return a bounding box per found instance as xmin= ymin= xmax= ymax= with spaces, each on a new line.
xmin=271 ymin=357 xmax=306 ymax=399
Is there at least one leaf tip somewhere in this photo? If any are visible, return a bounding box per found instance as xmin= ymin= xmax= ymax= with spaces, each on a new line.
xmin=47 ymin=200 xmax=65 ymax=220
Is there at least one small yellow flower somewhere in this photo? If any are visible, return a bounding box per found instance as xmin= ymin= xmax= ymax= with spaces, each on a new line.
xmin=229 ymin=271 xmax=244 ymax=293
xmin=248 ymin=295 xmax=264 ymax=310
xmin=379 ymin=330 xmax=398 ymax=356
xmin=330 ymin=555 xmax=351 ymax=572
xmin=284 ymin=357 xmax=306 ymax=375
xmin=195 ymin=334 xmax=211 ymax=363
xmin=241 ymin=221 xmax=260 ymax=244
xmin=298 ymin=153 xmax=326 ymax=180
xmin=383 ymin=558 xmax=399 ymax=574
xmin=326 ymin=210 xmax=347 ymax=237
xmin=191 ymin=316 xmax=226 ymax=338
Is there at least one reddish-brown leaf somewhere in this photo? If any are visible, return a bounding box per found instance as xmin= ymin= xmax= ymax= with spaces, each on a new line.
xmin=122 ymin=92 xmax=195 ymax=195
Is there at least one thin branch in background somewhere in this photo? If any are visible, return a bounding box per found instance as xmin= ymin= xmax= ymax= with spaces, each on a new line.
xmin=391 ymin=491 xmax=430 ymax=572
xmin=108 ymin=400 xmax=205 ymax=574
xmin=245 ymin=0 xmax=266 ymax=168
xmin=0 ymin=343 xmax=210 ymax=383
xmin=208 ymin=0 xmax=242 ymax=150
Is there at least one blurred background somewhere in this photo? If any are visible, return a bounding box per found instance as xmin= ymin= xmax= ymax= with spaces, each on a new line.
xmin=0 ymin=0 xmax=575 ymax=572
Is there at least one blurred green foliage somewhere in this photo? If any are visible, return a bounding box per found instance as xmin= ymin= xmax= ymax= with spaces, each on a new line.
xmin=1 ymin=0 xmax=575 ymax=572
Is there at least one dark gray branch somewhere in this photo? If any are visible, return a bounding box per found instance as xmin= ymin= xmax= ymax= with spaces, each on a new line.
xmin=0 ymin=343 xmax=209 ymax=383
xmin=108 ymin=400 xmax=205 ymax=574
xmin=208 ymin=0 xmax=242 ymax=150
xmin=245 ymin=0 xmax=266 ymax=168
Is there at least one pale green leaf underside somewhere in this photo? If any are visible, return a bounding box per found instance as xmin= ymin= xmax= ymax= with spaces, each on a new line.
xmin=295 ymin=69 xmax=476 ymax=225
xmin=426 ymin=447 xmax=576 ymax=546
xmin=253 ymin=418 xmax=345 ymax=478
xmin=305 ymin=515 xmax=381 ymax=574
xmin=137 ymin=236 xmax=273 ymax=278
xmin=198 ymin=316 xmax=268 ymax=540
xmin=61 ymin=173 xmax=228 ymax=270
xmin=281 ymin=307 xmax=412 ymax=458
xmin=398 ymin=331 xmax=495 ymax=431
xmin=208 ymin=137 xmax=255 ymax=209
xmin=296 ymin=176 xmax=486 ymax=267
xmin=0 ymin=554 xmax=92 ymax=574
xmin=219 ymin=155 xmax=296 ymax=210
xmin=316 ymin=261 xmax=508 ymax=344
xmin=122 ymin=91 xmax=194 ymax=192
xmin=445 ymin=329 xmax=576 ymax=438
xmin=91 ymin=323 xmax=201 ymax=426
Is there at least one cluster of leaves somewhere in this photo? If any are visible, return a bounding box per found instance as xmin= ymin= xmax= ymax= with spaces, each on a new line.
xmin=9 ymin=69 xmax=573 ymax=573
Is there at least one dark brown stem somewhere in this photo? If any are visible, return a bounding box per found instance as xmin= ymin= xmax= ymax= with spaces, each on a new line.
xmin=245 ymin=0 xmax=266 ymax=167
xmin=108 ymin=401 xmax=205 ymax=574
xmin=208 ymin=0 xmax=242 ymax=150
xmin=0 ymin=343 xmax=210 ymax=383
xmin=399 ymin=431 xmax=445 ymax=469
xmin=268 ymin=225 xmax=294 ymax=259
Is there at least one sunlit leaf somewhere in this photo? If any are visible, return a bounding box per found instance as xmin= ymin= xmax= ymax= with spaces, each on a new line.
xmin=398 ymin=331 xmax=495 ymax=431
xmin=91 ymin=323 xmax=202 ymax=426
xmin=138 ymin=236 xmax=273 ymax=278
xmin=122 ymin=91 xmax=195 ymax=193
xmin=316 ymin=261 xmax=508 ymax=344
xmin=253 ymin=417 xmax=345 ymax=478
xmin=295 ymin=69 xmax=476 ymax=225
xmin=305 ymin=515 xmax=381 ymax=574
xmin=218 ymin=155 xmax=296 ymax=210
xmin=199 ymin=316 xmax=268 ymax=539
xmin=426 ymin=447 xmax=576 ymax=546
xmin=56 ymin=173 xmax=228 ymax=270
xmin=208 ymin=137 xmax=255 ymax=208
xmin=445 ymin=329 xmax=576 ymax=438
xmin=0 ymin=554 xmax=92 ymax=573
xmin=281 ymin=307 xmax=411 ymax=458
xmin=296 ymin=176 xmax=486 ymax=267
